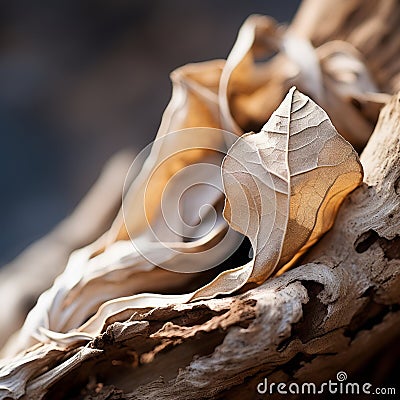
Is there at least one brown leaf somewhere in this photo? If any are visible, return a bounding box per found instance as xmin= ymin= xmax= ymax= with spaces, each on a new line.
xmin=222 ymin=87 xmax=363 ymax=282
xmin=47 ymin=87 xmax=363 ymax=341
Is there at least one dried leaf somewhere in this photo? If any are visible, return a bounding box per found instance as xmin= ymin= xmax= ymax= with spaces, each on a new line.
xmin=222 ymin=86 xmax=363 ymax=282
xmin=219 ymin=15 xmax=388 ymax=148
xmin=315 ymin=41 xmax=391 ymax=148
xmin=110 ymin=60 xmax=228 ymax=242
xmin=180 ymin=86 xmax=364 ymax=297
xmin=33 ymin=87 xmax=362 ymax=345
xmin=218 ymin=15 xmax=283 ymax=133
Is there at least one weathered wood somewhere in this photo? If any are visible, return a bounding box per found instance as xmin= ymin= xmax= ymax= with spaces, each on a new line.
xmin=11 ymin=89 xmax=400 ymax=400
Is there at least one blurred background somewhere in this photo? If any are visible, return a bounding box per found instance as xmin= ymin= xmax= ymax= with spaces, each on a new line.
xmin=0 ymin=0 xmax=300 ymax=265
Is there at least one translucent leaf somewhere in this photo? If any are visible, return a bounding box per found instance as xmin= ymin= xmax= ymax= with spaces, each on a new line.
xmin=39 ymin=87 xmax=362 ymax=344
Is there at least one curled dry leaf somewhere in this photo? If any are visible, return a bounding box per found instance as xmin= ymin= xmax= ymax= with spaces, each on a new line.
xmin=219 ymin=14 xmax=388 ymax=149
xmin=218 ymin=15 xmax=284 ymax=134
xmin=20 ymin=87 xmax=362 ymax=348
xmin=222 ymin=87 xmax=363 ymax=283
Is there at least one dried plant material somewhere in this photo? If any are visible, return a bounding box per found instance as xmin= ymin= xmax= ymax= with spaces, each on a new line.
xmin=189 ymin=87 xmax=363 ymax=297
xmin=14 ymin=88 xmax=361 ymax=349
xmin=0 ymin=344 xmax=64 ymax=399
xmin=1 ymin=2 xmax=400 ymax=398
xmin=1 ymin=11 xmax=392 ymax=355
xmin=2 ymin=6 xmax=388 ymax=398
xmin=110 ymin=60 xmax=229 ymax=242
xmin=0 ymin=87 xmax=364 ymax=400
xmin=218 ymin=14 xmax=389 ymax=149
xmin=314 ymin=41 xmax=391 ymax=148
xmin=2 ymin=62 xmax=243 ymax=355
xmin=218 ymin=15 xmax=283 ymax=134
xmin=291 ymin=0 xmax=400 ymax=93
xmin=222 ymin=87 xmax=363 ymax=282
